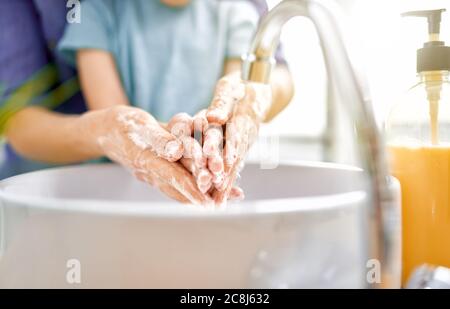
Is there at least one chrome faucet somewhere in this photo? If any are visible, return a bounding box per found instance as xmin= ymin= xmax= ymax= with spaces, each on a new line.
xmin=242 ymin=0 xmax=401 ymax=288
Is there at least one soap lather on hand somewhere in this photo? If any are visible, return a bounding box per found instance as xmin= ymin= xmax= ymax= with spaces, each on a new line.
xmin=167 ymin=73 xmax=272 ymax=205
xmin=167 ymin=110 xmax=245 ymax=204
xmin=206 ymin=75 xmax=272 ymax=205
xmin=94 ymin=105 xmax=212 ymax=205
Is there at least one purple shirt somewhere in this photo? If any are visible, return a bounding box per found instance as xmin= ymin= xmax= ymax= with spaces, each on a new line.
xmin=0 ymin=0 xmax=86 ymax=113
xmin=0 ymin=0 xmax=87 ymax=179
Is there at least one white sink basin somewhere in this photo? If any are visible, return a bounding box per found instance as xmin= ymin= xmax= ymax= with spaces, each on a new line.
xmin=0 ymin=162 xmax=388 ymax=288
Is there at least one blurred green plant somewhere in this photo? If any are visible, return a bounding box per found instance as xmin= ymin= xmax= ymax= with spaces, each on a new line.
xmin=0 ymin=64 xmax=80 ymax=136
xmin=0 ymin=82 xmax=4 ymax=145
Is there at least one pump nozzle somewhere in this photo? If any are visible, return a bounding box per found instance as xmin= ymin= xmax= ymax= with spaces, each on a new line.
xmin=402 ymin=9 xmax=449 ymax=144
xmin=402 ymin=9 xmax=450 ymax=73
xmin=402 ymin=9 xmax=446 ymax=41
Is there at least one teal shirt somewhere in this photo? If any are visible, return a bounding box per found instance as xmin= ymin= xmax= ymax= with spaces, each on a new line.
xmin=58 ymin=0 xmax=259 ymax=121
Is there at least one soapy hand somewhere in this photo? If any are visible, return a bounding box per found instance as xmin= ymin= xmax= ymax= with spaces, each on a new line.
xmin=94 ymin=105 xmax=211 ymax=205
xmin=94 ymin=75 xmax=271 ymax=206
xmin=167 ymin=112 xmax=212 ymax=194
xmin=167 ymin=73 xmax=272 ymax=205
xmin=205 ymin=74 xmax=272 ymax=205
xmin=166 ymin=110 xmax=244 ymax=202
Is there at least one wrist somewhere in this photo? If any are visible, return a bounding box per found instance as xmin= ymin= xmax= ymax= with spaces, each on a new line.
xmin=75 ymin=109 xmax=109 ymax=158
xmin=242 ymin=82 xmax=272 ymax=123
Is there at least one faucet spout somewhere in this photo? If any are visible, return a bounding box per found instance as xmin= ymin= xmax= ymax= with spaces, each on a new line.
xmin=243 ymin=0 xmax=307 ymax=83
xmin=243 ymin=0 xmax=401 ymax=288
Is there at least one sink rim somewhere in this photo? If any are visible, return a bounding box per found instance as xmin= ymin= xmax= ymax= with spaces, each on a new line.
xmin=0 ymin=161 xmax=367 ymax=219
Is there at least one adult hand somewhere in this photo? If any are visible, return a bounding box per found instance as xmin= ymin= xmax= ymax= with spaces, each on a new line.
xmin=204 ymin=74 xmax=272 ymax=205
xmin=89 ymin=105 xmax=211 ymax=205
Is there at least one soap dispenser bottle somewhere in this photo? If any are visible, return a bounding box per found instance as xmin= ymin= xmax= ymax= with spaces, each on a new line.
xmin=386 ymin=9 xmax=450 ymax=285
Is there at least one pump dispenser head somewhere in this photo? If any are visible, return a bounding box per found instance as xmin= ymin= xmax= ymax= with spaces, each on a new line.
xmin=402 ymin=9 xmax=450 ymax=73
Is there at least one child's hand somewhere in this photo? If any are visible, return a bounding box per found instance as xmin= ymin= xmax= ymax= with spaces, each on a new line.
xmin=167 ymin=112 xmax=213 ymax=194
xmin=165 ymin=74 xmax=272 ymax=206
xmin=167 ymin=110 xmax=244 ymax=203
xmin=92 ymin=105 xmax=212 ymax=205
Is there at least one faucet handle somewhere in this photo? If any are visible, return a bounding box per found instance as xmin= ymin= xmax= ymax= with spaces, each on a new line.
xmin=406 ymin=264 xmax=450 ymax=289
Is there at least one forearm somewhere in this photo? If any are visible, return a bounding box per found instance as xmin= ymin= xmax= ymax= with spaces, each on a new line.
xmin=5 ymin=107 xmax=104 ymax=164
xmin=223 ymin=59 xmax=294 ymax=122
xmin=265 ymin=65 xmax=294 ymax=122
xmin=77 ymin=49 xmax=130 ymax=110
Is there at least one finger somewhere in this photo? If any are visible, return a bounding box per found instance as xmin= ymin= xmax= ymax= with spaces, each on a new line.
xmin=220 ymin=113 xmax=259 ymax=195
xmin=163 ymin=171 xmax=211 ymax=205
xmin=116 ymin=108 xmax=184 ymax=162
xmin=203 ymin=124 xmax=226 ymax=191
xmin=203 ymin=124 xmax=226 ymax=190
xmin=211 ymin=171 xmax=226 ymax=191
xmin=158 ymin=138 xmax=184 ymax=162
xmin=206 ymin=77 xmax=246 ymax=124
xmin=207 ymin=155 xmax=224 ymax=175
xmin=193 ymin=109 xmax=208 ymax=145
xmin=206 ymin=186 xmax=243 ymax=205
xmin=134 ymin=171 xmax=147 ymax=182
xmin=134 ymin=170 xmax=190 ymax=203
xmin=158 ymin=182 xmax=191 ymax=204
xmin=180 ymin=157 xmax=213 ymax=194
xmin=171 ymin=173 xmax=211 ymax=205
xmin=213 ymin=149 xmax=247 ymax=205
xmin=229 ymin=186 xmax=245 ymax=201
xmin=203 ymin=124 xmax=223 ymax=158
xmin=133 ymin=171 xmax=155 ymax=186
xmin=213 ymin=170 xmax=238 ymax=206
xmin=197 ymin=169 xmax=213 ymax=193
xmin=224 ymin=122 xmax=240 ymax=167
xmin=137 ymin=123 xmax=184 ymax=162
xmin=167 ymin=113 xmax=193 ymax=137
xmin=149 ymin=158 xmax=212 ymax=205
xmin=180 ymin=136 xmax=207 ymax=169
xmin=168 ymin=113 xmax=207 ymax=169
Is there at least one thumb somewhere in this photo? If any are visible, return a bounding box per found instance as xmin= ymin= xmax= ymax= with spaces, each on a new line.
xmin=206 ymin=75 xmax=246 ymax=125
xmin=119 ymin=109 xmax=184 ymax=162
xmin=146 ymin=123 xmax=184 ymax=162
